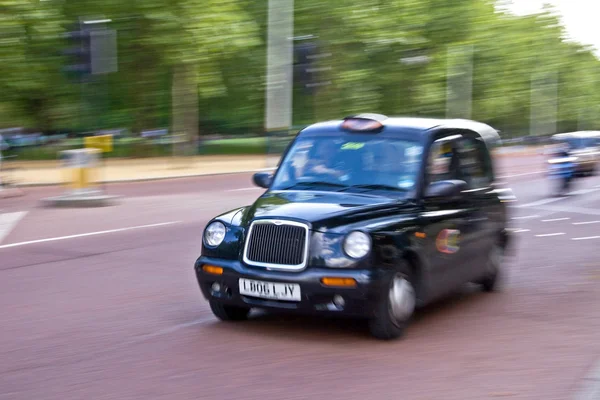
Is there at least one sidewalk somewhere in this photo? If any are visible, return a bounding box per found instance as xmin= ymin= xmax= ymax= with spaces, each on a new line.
xmin=9 ymin=155 xmax=275 ymax=186
xmin=5 ymin=146 xmax=542 ymax=187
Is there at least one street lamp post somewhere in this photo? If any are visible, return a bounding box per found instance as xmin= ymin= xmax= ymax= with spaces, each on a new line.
xmin=265 ymin=0 xmax=294 ymax=168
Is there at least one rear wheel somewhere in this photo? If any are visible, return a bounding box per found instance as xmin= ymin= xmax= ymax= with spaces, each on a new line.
xmin=368 ymin=265 xmax=416 ymax=340
xmin=209 ymin=300 xmax=250 ymax=321
xmin=480 ymin=244 xmax=504 ymax=292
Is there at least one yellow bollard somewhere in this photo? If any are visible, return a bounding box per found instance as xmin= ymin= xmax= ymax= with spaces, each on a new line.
xmin=42 ymin=146 xmax=118 ymax=207
xmin=59 ymin=148 xmax=100 ymax=193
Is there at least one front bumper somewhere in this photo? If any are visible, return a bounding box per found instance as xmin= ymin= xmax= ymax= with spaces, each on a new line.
xmin=194 ymin=256 xmax=389 ymax=318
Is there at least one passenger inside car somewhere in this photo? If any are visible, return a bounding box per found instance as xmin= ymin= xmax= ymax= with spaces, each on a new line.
xmin=427 ymin=141 xmax=461 ymax=184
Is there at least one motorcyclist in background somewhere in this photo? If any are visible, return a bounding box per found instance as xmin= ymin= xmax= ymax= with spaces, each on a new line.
xmin=548 ymin=144 xmax=575 ymax=196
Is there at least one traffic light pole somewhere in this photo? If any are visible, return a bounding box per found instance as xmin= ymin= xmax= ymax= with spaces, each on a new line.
xmin=62 ymin=17 xmax=117 ymax=194
xmin=63 ymin=17 xmax=117 ymax=133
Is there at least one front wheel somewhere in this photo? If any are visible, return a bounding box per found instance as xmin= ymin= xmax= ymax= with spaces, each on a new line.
xmin=209 ymin=300 xmax=251 ymax=321
xmin=552 ymin=176 xmax=570 ymax=197
xmin=368 ymin=267 xmax=416 ymax=340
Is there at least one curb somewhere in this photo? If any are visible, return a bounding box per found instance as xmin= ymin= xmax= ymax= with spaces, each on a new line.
xmin=40 ymin=195 xmax=122 ymax=208
xmin=14 ymin=167 xmax=278 ymax=188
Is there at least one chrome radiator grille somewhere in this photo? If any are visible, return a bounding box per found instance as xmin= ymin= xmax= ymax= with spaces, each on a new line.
xmin=243 ymin=220 xmax=309 ymax=270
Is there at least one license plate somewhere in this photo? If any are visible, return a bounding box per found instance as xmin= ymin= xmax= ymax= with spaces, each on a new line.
xmin=238 ymin=278 xmax=301 ymax=302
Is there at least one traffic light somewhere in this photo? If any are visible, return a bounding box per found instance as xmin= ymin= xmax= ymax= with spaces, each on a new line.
xmin=293 ymin=39 xmax=331 ymax=95
xmin=293 ymin=41 xmax=317 ymax=92
xmin=61 ymin=23 xmax=91 ymax=78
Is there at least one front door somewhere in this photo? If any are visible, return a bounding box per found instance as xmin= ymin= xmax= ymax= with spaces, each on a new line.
xmin=456 ymin=134 xmax=501 ymax=281
xmin=420 ymin=133 xmax=476 ymax=300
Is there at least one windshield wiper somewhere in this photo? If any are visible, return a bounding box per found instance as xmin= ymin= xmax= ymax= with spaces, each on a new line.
xmin=341 ymin=184 xmax=407 ymax=192
xmin=280 ymin=181 xmax=349 ymax=191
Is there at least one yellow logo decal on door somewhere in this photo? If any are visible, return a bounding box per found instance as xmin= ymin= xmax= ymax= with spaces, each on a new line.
xmin=436 ymin=229 xmax=461 ymax=254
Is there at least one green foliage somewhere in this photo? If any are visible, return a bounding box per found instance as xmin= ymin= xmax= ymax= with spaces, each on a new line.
xmin=1 ymin=0 xmax=600 ymax=139
xmin=6 ymin=137 xmax=268 ymax=160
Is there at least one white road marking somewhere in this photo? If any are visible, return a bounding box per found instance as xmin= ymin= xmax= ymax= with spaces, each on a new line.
xmin=573 ymin=221 xmax=600 ymax=225
xmin=534 ymin=265 xmax=555 ymax=269
xmin=517 ymin=197 xmax=565 ymax=208
xmin=511 ymin=215 xmax=539 ymax=220
xmin=518 ymin=188 xmax=600 ymax=209
xmin=571 ymin=236 xmax=600 ymax=241
xmin=131 ymin=316 xmax=215 ymax=343
xmin=514 ymin=229 xmax=531 ymax=233
xmin=542 ymin=217 xmax=570 ymax=222
xmin=568 ymin=188 xmax=600 ymax=196
xmin=535 ymin=232 xmax=565 ymax=237
xmin=0 ymin=221 xmax=180 ymax=250
xmin=573 ymin=357 xmax=600 ymax=400
xmin=0 ymin=211 xmax=27 ymax=244
xmin=533 ymin=205 xmax=600 ymax=217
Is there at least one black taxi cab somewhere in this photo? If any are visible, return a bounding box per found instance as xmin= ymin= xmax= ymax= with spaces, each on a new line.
xmin=194 ymin=114 xmax=516 ymax=340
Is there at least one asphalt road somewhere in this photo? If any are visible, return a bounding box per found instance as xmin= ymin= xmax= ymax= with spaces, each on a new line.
xmin=1 ymin=155 xmax=600 ymax=400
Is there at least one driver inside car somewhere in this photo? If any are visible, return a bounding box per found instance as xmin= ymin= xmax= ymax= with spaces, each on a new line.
xmin=304 ymin=140 xmax=348 ymax=180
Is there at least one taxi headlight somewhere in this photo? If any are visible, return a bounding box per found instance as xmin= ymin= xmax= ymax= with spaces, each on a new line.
xmin=343 ymin=231 xmax=371 ymax=259
xmin=204 ymin=221 xmax=226 ymax=247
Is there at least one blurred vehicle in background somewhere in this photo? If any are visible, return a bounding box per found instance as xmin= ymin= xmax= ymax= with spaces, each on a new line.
xmin=0 ymin=127 xmax=70 ymax=149
xmin=0 ymin=134 xmax=9 ymax=152
xmin=546 ymin=148 xmax=577 ymax=196
xmin=195 ymin=113 xmax=516 ymax=340
xmin=549 ymin=131 xmax=600 ymax=177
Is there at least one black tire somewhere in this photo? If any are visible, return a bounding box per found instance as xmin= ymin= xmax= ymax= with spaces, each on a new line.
xmin=368 ymin=264 xmax=416 ymax=340
xmin=563 ymin=178 xmax=571 ymax=194
xmin=552 ymin=178 xmax=569 ymax=197
xmin=209 ymin=300 xmax=250 ymax=321
xmin=481 ymin=244 xmax=504 ymax=292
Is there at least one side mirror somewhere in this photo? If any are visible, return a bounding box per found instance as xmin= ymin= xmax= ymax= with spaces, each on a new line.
xmin=252 ymin=171 xmax=273 ymax=189
xmin=424 ymin=179 xmax=468 ymax=201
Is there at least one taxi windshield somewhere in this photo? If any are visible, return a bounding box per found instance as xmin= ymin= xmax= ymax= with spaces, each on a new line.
xmin=270 ymin=134 xmax=423 ymax=195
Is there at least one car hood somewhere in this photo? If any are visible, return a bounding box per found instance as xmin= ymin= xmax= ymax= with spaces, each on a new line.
xmin=239 ymin=190 xmax=403 ymax=232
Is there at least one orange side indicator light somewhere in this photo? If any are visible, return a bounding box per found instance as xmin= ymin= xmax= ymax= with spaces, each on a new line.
xmin=415 ymin=232 xmax=426 ymax=238
xmin=321 ymin=277 xmax=357 ymax=288
xmin=202 ymin=265 xmax=223 ymax=275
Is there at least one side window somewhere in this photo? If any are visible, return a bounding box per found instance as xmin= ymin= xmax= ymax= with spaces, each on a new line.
xmin=457 ymin=137 xmax=493 ymax=188
xmin=426 ymin=137 xmax=461 ymax=184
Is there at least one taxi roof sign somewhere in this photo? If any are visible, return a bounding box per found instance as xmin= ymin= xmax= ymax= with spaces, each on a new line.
xmin=341 ymin=113 xmax=387 ymax=132
xmin=345 ymin=113 xmax=388 ymax=122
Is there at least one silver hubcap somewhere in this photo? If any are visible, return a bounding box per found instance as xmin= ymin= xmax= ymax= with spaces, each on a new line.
xmin=389 ymin=275 xmax=416 ymax=322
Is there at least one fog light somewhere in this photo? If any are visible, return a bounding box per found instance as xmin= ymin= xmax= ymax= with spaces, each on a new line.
xmin=333 ymin=295 xmax=345 ymax=308
xmin=211 ymin=282 xmax=221 ymax=293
